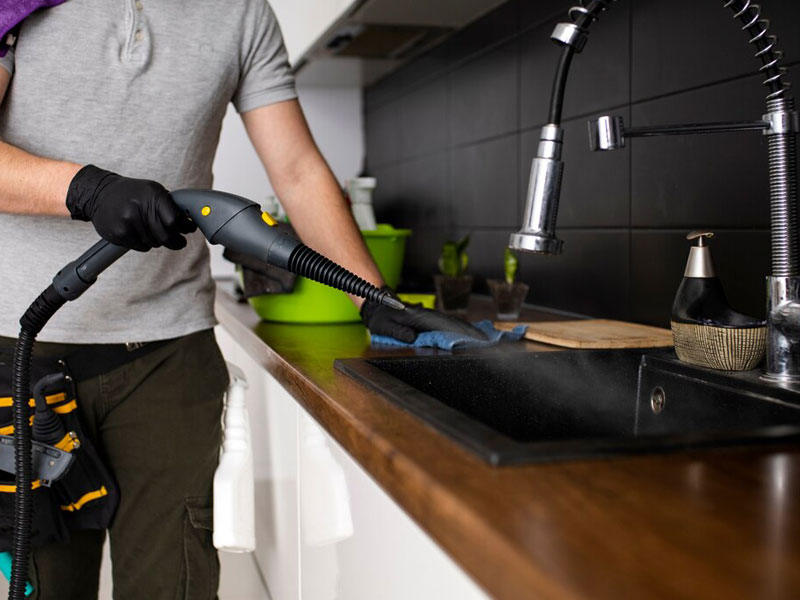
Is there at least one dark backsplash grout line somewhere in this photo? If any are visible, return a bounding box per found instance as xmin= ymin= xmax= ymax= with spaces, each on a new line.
xmin=518 ymin=101 xmax=632 ymax=137
xmin=515 ymin=28 xmax=523 ymax=224
xmin=518 ymin=3 xmax=571 ymax=39
xmin=371 ymin=53 xmax=793 ymax=171
xmin=368 ymin=44 xmax=800 ymax=123
xmin=627 ymin=0 xmax=634 ymax=318
xmin=558 ymin=227 xmax=770 ymax=233
xmin=629 ymin=61 xmax=800 ymax=109
xmin=417 ymin=226 xmax=771 ymax=233
xmin=367 ymin=7 xmax=800 ymax=115
xmin=445 ymin=44 xmax=454 ymax=235
xmin=369 ymin=67 xmax=790 ymax=173
xmin=373 ymin=130 xmax=522 ymax=169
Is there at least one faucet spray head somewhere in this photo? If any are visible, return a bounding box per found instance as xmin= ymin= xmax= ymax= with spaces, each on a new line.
xmin=509 ymin=124 xmax=565 ymax=256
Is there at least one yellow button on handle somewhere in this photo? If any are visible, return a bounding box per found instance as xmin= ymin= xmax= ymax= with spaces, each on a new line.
xmin=261 ymin=211 xmax=278 ymax=227
xmin=201 ymin=206 xmax=211 ymax=217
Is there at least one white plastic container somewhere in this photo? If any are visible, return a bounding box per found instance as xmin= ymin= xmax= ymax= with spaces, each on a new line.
xmin=347 ymin=177 xmax=377 ymax=230
xmin=299 ymin=413 xmax=354 ymax=547
xmin=213 ymin=363 xmax=256 ymax=552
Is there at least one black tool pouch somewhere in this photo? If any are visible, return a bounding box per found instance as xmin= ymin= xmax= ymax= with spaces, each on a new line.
xmin=0 ymin=349 xmax=119 ymax=551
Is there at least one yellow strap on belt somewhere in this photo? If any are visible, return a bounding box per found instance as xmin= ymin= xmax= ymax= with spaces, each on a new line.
xmin=0 ymin=480 xmax=42 ymax=493
xmin=60 ymin=486 xmax=108 ymax=512
xmin=0 ymin=393 xmax=67 ymax=408
xmin=52 ymin=400 xmax=77 ymax=415
xmin=2 ymin=416 xmax=36 ymax=435
xmin=1 ymin=413 xmax=75 ymax=436
xmin=54 ymin=433 xmax=79 ymax=453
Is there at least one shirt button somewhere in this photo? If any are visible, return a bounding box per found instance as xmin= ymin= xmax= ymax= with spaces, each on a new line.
xmin=135 ymin=30 xmax=144 ymax=41
xmin=135 ymin=1 xmax=143 ymax=10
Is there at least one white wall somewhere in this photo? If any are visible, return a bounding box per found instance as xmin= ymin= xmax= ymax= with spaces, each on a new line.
xmin=210 ymin=85 xmax=365 ymax=277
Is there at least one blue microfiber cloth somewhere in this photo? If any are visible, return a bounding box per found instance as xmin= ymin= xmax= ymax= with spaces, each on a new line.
xmin=370 ymin=320 xmax=528 ymax=350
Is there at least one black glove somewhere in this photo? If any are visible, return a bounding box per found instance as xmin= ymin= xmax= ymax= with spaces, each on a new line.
xmin=66 ymin=164 xmax=197 ymax=252
xmin=360 ymin=291 xmax=488 ymax=344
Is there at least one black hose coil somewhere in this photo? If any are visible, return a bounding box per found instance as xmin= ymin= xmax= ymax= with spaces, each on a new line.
xmin=9 ymin=285 xmax=65 ymax=600
xmin=286 ymin=244 xmax=390 ymax=306
xmin=9 ymin=330 xmax=34 ymax=600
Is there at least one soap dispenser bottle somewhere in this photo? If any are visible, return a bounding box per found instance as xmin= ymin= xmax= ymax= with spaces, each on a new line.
xmin=671 ymin=231 xmax=766 ymax=371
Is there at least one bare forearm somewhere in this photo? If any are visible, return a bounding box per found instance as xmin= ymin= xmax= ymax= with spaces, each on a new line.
xmin=0 ymin=140 xmax=80 ymax=216
xmin=243 ymin=101 xmax=384 ymax=307
xmin=277 ymin=152 xmax=384 ymax=293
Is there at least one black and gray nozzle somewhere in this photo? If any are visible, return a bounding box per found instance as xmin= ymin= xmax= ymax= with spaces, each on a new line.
xmin=171 ymin=189 xmax=403 ymax=310
xmin=509 ymin=124 xmax=565 ymax=256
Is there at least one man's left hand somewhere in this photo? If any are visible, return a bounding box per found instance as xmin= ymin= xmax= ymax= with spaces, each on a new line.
xmin=360 ymin=294 xmax=488 ymax=344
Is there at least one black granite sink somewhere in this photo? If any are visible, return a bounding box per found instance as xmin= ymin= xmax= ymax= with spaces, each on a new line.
xmin=335 ymin=349 xmax=800 ymax=465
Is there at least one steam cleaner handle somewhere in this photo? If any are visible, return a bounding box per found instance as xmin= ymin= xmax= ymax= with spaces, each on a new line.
xmin=171 ymin=189 xmax=299 ymax=269
xmin=52 ymin=240 xmax=128 ymax=301
xmin=50 ymin=189 xmax=404 ymax=310
xmin=49 ymin=190 xmax=274 ymax=302
xmin=171 ymin=189 xmax=405 ymax=310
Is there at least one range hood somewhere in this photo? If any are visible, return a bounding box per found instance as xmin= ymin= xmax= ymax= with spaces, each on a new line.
xmin=294 ymin=0 xmax=508 ymax=85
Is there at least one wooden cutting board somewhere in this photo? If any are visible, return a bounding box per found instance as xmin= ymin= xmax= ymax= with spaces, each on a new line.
xmin=494 ymin=319 xmax=674 ymax=349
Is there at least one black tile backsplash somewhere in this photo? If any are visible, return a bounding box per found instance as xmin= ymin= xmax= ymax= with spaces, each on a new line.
xmin=399 ymin=78 xmax=449 ymax=160
xmin=517 ymin=229 xmax=631 ymax=319
xmin=632 ymin=0 xmax=800 ymax=103
xmin=451 ymin=134 xmax=519 ymax=228
xmin=448 ymin=39 xmax=519 ymax=146
xmin=630 ymin=73 xmax=771 ymax=228
xmin=400 ymin=154 xmax=450 ymax=227
xmin=364 ymin=0 xmax=800 ymax=326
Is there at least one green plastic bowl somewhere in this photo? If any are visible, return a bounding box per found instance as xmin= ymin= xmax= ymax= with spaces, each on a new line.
xmin=248 ymin=224 xmax=412 ymax=323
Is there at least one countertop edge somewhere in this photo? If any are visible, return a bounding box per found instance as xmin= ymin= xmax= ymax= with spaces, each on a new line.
xmin=214 ymin=290 xmax=573 ymax=600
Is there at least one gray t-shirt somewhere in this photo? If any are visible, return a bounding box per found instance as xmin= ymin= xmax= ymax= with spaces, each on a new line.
xmin=0 ymin=0 xmax=296 ymax=343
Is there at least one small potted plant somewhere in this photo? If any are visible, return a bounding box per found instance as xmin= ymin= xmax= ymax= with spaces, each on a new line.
xmin=434 ymin=235 xmax=472 ymax=313
xmin=488 ymin=248 xmax=529 ymax=320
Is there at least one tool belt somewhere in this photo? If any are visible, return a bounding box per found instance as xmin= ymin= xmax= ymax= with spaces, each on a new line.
xmin=0 ymin=348 xmax=120 ymax=551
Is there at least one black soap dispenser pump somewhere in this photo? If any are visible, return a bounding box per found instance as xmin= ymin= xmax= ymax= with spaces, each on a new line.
xmin=671 ymin=231 xmax=766 ymax=371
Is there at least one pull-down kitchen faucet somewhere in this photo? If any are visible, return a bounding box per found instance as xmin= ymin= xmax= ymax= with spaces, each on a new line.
xmin=510 ymin=0 xmax=800 ymax=382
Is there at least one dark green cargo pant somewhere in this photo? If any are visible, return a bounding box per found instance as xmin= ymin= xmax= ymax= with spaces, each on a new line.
xmin=1 ymin=329 xmax=228 ymax=600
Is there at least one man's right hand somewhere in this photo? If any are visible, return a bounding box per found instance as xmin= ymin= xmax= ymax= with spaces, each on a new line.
xmin=66 ymin=165 xmax=196 ymax=252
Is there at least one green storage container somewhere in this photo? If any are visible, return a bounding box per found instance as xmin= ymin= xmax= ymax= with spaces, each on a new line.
xmin=248 ymin=224 xmax=412 ymax=323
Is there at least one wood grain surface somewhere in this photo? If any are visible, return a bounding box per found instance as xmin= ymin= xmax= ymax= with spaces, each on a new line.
xmin=494 ymin=319 xmax=674 ymax=349
xmin=216 ymin=288 xmax=800 ymax=600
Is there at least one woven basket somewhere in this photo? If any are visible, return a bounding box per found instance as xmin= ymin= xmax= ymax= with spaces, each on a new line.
xmin=671 ymin=321 xmax=766 ymax=371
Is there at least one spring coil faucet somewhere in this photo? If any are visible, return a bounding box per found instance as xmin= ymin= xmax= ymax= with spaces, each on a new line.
xmin=510 ymin=0 xmax=800 ymax=382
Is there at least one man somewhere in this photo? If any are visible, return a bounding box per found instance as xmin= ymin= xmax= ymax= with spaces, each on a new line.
xmin=0 ymin=1 xmax=479 ymax=598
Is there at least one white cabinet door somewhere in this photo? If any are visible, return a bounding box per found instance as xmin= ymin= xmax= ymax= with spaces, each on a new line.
xmin=298 ymin=411 xmax=489 ymax=600
xmin=270 ymin=0 xmax=358 ymax=65
xmin=217 ymin=326 xmax=488 ymax=600
xmin=216 ymin=327 xmax=299 ymax=600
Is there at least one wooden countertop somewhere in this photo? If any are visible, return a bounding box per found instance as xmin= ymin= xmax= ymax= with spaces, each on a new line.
xmin=215 ymin=288 xmax=800 ymax=600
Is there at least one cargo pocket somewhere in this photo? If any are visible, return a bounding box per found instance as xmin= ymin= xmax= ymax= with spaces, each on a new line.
xmin=183 ymin=496 xmax=219 ymax=600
